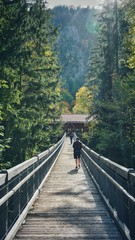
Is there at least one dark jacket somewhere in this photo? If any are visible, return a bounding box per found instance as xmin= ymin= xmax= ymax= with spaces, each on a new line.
xmin=73 ymin=140 xmax=82 ymax=152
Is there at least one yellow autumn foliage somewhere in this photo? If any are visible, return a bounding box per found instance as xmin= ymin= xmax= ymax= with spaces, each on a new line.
xmin=126 ymin=8 xmax=135 ymax=69
xmin=73 ymin=86 xmax=93 ymax=114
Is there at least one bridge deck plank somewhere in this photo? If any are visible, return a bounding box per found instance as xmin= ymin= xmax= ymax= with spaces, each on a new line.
xmin=14 ymin=138 xmax=124 ymax=240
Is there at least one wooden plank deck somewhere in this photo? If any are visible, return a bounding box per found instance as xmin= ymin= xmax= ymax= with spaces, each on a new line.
xmin=14 ymin=137 xmax=124 ymax=240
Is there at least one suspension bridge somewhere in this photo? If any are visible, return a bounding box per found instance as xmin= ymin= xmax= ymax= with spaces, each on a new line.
xmin=0 ymin=133 xmax=135 ymax=240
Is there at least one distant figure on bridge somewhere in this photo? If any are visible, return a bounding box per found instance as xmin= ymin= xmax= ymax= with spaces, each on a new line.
xmin=73 ymin=137 xmax=82 ymax=169
xmin=69 ymin=131 xmax=74 ymax=144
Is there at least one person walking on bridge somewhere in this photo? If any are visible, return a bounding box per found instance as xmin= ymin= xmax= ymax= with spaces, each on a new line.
xmin=69 ymin=131 xmax=74 ymax=144
xmin=73 ymin=137 xmax=82 ymax=169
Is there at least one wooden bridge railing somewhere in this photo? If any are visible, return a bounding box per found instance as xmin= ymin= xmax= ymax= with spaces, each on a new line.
xmin=0 ymin=134 xmax=65 ymax=240
xmin=82 ymin=143 xmax=135 ymax=240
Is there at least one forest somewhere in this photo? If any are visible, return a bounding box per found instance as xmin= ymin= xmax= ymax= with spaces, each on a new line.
xmin=0 ymin=0 xmax=135 ymax=169
xmin=53 ymin=6 xmax=97 ymax=112
xmin=84 ymin=0 xmax=135 ymax=168
xmin=0 ymin=0 xmax=63 ymax=169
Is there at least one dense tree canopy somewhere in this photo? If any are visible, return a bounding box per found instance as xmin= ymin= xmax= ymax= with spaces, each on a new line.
xmin=85 ymin=0 xmax=135 ymax=168
xmin=0 ymin=0 xmax=63 ymax=168
xmin=53 ymin=6 xmax=97 ymax=112
xmin=1 ymin=0 xmax=135 ymax=170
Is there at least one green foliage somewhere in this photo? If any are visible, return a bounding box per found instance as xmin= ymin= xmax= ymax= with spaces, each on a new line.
xmin=61 ymin=88 xmax=74 ymax=105
xmin=53 ymin=6 xmax=97 ymax=109
xmin=59 ymin=88 xmax=74 ymax=113
xmin=0 ymin=162 xmax=12 ymax=171
xmin=85 ymin=0 xmax=135 ymax=168
xmin=0 ymin=0 xmax=63 ymax=167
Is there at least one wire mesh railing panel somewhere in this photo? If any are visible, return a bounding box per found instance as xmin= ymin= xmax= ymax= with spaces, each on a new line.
xmin=0 ymin=134 xmax=65 ymax=240
xmin=82 ymin=144 xmax=135 ymax=240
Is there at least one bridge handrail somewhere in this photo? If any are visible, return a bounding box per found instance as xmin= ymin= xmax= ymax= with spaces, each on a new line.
xmin=82 ymin=143 xmax=135 ymax=240
xmin=82 ymin=144 xmax=135 ymax=190
xmin=0 ymin=133 xmax=65 ymax=240
xmin=0 ymin=135 xmax=65 ymax=187
xmin=0 ymin=146 xmax=58 ymax=207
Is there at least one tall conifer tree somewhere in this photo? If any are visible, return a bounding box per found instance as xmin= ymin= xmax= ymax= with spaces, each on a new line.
xmin=0 ymin=0 xmax=62 ymax=167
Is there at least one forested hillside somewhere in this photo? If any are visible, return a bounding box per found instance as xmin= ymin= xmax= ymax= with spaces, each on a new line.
xmin=53 ymin=6 xmax=97 ymax=112
xmin=0 ymin=0 xmax=135 ymax=170
xmin=84 ymin=0 xmax=135 ymax=168
xmin=0 ymin=0 xmax=63 ymax=169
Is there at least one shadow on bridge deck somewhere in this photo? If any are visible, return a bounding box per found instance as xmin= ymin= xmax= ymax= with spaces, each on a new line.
xmin=14 ymin=137 xmax=124 ymax=240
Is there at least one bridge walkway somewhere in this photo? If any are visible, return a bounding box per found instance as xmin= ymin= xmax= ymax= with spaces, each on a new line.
xmin=14 ymin=137 xmax=124 ymax=240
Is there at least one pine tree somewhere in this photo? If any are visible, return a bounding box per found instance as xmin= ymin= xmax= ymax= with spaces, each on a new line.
xmin=0 ymin=0 xmax=62 ymax=166
xmin=86 ymin=0 xmax=135 ymax=166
